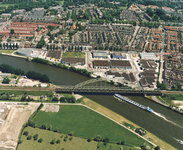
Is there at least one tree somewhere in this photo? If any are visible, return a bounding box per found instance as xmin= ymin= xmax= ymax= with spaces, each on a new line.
xmin=48 ymin=124 xmax=52 ymax=130
xmin=2 ymin=77 xmax=10 ymax=84
xmin=23 ymin=131 xmax=29 ymax=136
xmin=26 ymin=96 xmax=31 ymax=102
xmin=16 ymin=43 xmax=19 ymax=49
xmin=33 ymin=134 xmax=38 ymax=141
xmin=20 ymin=96 xmax=26 ymax=101
xmin=40 ymin=123 xmax=47 ymax=129
xmin=51 ymin=139 xmax=56 ymax=144
xmin=37 ymin=36 xmax=45 ymax=48
xmin=10 ymin=29 xmax=14 ymax=35
xmin=141 ymin=144 xmax=151 ymax=150
xmin=94 ymin=135 xmax=102 ymax=142
xmin=18 ymin=140 xmax=23 ymax=144
xmin=154 ymin=146 xmax=161 ymax=150
xmin=103 ymin=137 xmax=109 ymax=143
xmin=56 ymin=139 xmax=61 ymax=144
xmin=60 ymin=97 xmax=65 ymax=102
xmin=38 ymin=138 xmax=43 ymax=143
xmin=52 ymin=97 xmax=58 ymax=102
xmin=27 ymin=135 xmax=32 ymax=140
xmin=87 ymin=138 xmax=92 ymax=142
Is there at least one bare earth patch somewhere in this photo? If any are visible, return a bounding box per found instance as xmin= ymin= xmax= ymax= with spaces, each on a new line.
xmin=172 ymin=101 xmax=183 ymax=109
xmin=0 ymin=103 xmax=39 ymax=149
xmin=42 ymin=104 xmax=59 ymax=112
xmin=73 ymin=94 xmax=83 ymax=100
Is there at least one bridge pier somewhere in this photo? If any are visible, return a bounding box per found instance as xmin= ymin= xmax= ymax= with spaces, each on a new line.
xmin=72 ymin=92 xmax=74 ymax=95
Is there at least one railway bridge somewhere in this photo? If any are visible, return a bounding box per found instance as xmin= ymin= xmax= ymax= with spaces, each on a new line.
xmin=55 ymin=78 xmax=162 ymax=95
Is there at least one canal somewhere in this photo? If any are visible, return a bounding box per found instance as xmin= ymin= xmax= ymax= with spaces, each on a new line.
xmin=0 ymin=54 xmax=183 ymax=149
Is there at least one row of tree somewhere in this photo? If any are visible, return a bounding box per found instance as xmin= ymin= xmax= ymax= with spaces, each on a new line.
xmin=32 ymin=58 xmax=91 ymax=78
xmin=26 ymin=71 xmax=50 ymax=83
xmin=0 ymin=64 xmax=25 ymax=75
xmin=0 ymin=43 xmax=19 ymax=50
xmin=0 ymin=64 xmax=51 ymax=83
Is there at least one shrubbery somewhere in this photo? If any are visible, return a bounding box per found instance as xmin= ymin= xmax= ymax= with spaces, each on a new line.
xmin=26 ymin=71 xmax=50 ymax=83
xmin=0 ymin=64 xmax=25 ymax=75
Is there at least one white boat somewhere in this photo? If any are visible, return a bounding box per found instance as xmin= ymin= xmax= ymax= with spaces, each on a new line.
xmin=178 ymin=140 xmax=183 ymax=144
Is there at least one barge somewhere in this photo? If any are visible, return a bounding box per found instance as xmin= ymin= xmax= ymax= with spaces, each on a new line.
xmin=114 ymin=94 xmax=154 ymax=113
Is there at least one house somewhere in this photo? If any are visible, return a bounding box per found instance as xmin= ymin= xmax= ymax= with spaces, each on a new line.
xmin=1 ymin=13 xmax=11 ymax=17
xmin=128 ymin=4 xmax=142 ymax=12
xmin=162 ymin=7 xmax=174 ymax=13
xmin=148 ymin=5 xmax=159 ymax=10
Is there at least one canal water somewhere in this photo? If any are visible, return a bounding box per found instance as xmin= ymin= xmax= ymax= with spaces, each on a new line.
xmin=0 ymin=54 xmax=183 ymax=149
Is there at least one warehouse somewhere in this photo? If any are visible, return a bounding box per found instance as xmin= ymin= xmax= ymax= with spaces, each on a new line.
xmin=17 ymin=48 xmax=40 ymax=57
xmin=46 ymin=51 xmax=62 ymax=62
xmin=93 ymin=51 xmax=108 ymax=58
xmin=93 ymin=60 xmax=110 ymax=69
xmin=139 ymin=53 xmax=159 ymax=60
xmin=110 ymin=60 xmax=132 ymax=69
xmin=111 ymin=53 xmax=127 ymax=59
xmin=61 ymin=57 xmax=85 ymax=66
xmin=140 ymin=76 xmax=156 ymax=88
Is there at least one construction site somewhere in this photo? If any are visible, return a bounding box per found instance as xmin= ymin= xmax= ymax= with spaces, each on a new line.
xmin=0 ymin=103 xmax=39 ymax=150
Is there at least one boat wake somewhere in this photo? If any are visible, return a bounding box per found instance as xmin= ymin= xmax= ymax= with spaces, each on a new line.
xmin=173 ymin=137 xmax=183 ymax=144
xmin=153 ymin=112 xmax=183 ymax=129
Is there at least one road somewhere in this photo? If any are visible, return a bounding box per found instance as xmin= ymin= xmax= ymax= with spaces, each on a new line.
xmin=159 ymin=28 xmax=165 ymax=84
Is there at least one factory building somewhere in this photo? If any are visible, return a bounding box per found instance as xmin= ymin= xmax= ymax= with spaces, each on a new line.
xmin=111 ymin=53 xmax=127 ymax=59
xmin=93 ymin=60 xmax=110 ymax=69
xmin=110 ymin=60 xmax=132 ymax=69
xmin=61 ymin=57 xmax=85 ymax=66
xmin=93 ymin=51 xmax=109 ymax=58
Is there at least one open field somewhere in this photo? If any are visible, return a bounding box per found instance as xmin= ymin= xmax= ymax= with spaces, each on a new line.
xmin=161 ymin=94 xmax=183 ymax=101
xmin=18 ymin=127 xmax=98 ymax=150
xmin=59 ymin=0 xmax=64 ymax=5
xmin=97 ymin=142 xmax=141 ymax=150
xmin=81 ymin=98 xmax=176 ymax=150
xmin=0 ymin=90 xmax=53 ymax=96
xmin=62 ymin=52 xmax=85 ymax=58
xmin=0 ymin=50 xmax=16 ymax=54
xmin=0 ymin=2 xmax=15 ymax=8
xmin=32 ymin=105 xmax=146 ymax=147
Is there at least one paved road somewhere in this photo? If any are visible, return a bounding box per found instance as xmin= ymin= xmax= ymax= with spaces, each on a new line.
xmin=151 ymin=96 xmax=169 ymax=107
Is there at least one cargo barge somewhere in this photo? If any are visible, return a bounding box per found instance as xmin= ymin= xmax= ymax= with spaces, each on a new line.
xmin=114 ymin=94 xmax=154 ymax=113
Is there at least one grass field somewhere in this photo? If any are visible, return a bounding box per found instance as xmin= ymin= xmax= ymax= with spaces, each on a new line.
xmin=161 ymin=94 xmax=183 ymax=101
xmin=62 ymin=52 xmax=85 ymax=58
xmin=18 ymin=127 xmax=98 ymax=150
xmin=0 ymin=90 xmax=53 ymax=96
xmin=0 ymin=50 xmax=16 ymax=54
xmin=0 ymin=2 xmax=15 ymax=9
xmin=59 ymin=0 xmax=64 ymax=5
xmin=97 ymin=142 xmax=141 ymax=150
xmin=32 ymin=105 xmax=147 ymax=147
xmin=81 ymin=98 xmax=176 ymax=150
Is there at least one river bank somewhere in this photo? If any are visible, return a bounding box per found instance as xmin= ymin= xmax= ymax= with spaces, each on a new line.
xmin=80 ymin=97 xmax=176 ymax=150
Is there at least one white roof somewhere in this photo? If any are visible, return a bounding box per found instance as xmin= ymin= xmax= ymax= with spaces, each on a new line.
xmin=140 ymin=53 xmax=158 ymax=60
